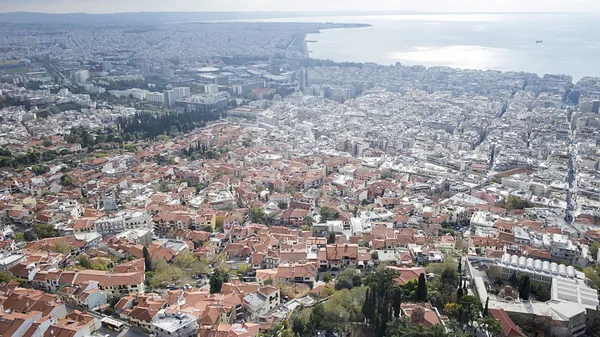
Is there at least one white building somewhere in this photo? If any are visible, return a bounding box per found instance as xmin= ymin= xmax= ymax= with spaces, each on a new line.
xmin=152 ymin=312 xmax=198 ymax=337
xmin=147 ymin=92 xmax=165 ymax=104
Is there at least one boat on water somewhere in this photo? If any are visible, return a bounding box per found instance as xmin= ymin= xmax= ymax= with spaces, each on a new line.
xmin=536 ymin=40 xmax=543 ymax=43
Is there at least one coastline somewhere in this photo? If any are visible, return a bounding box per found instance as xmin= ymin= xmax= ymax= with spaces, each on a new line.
xmin=298 ymin=18 xmax=596 ymax=82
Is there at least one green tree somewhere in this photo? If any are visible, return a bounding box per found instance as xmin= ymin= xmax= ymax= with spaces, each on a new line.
xmin=372 ymin=251 xmax=379 ymax=260
xmin=310 ymin=302 xmax=326 ymax=332
xmin=23 ymin=230 xmax=36 ymax=241
xmin=33 ymin=223 xmax=58 ymax=239
xmin=323 ymin=272 xmax=333 ymax=283
xmin=477 ymin=316 xmax=502 ymax=337
xmin=328 ymin=232 xmax=336 ymax=244
xmin=0 ymin=272 xmax=14 ymax=283
xmin=13 ymin=232 xmax=25 ymax=241
xmin=459 ymin=295 xmax=482 ymax=328
xmin=210 ymin=268 xmax=228 ymax=294
xmin=320 ymin=206 xmax=332 ymax=221
xmin=61 ymin=175 xmax=74 ymax=186
xmin=143 ymin=246 xmax=152 ymax=271
xmin=483 ymin=297 xmax=489 ymax=316
xmin=77 ymin=255 xmax=92 ymax=269
xmin=416 ymin=273 xmax=428 ymax=302
xmin=364 ymin=267 xmax=401 ymax=336
xmin=305 ymin=216 xmax=314 ymax=226
xmin=519 ymin=275 xmax=531 ymax=300
xmin=52 ymin=241 xmax=72 ymax=254
xmin=590 ymin=242 xmax=600 ymax=261
xmin=251 ymin=208 xmax=265 ymax=224
xmin=291 ymin=316 xmax=307 ymax=337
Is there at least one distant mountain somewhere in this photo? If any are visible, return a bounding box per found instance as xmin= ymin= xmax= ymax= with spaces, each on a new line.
xmin=0 ymin=11 xmax=414 ymax=25
xmin=0 ymin=11 xmax=576 ymax=25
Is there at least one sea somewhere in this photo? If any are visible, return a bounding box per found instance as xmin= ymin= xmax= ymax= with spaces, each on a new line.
xmin=247 ymin=13 xmax=600 ymax=82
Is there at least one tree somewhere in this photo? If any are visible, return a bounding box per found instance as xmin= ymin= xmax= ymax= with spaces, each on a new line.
xmin=143 ymin=247 xmax=152 ymax=271
xmin=13 ymin=232 xmax=24 ymax=241
xmin=33 ymin=223 xmax=58 ymax=239
xmin=238 ymin=264 xmax=249 ymax=275
xmin=42 ymin=139 xmax=53 ymax=147
xmin=23 ymin=230 xmax=36 ymax=242
xmin=292 ymin=317 xmax=307 ymax=337
xmin=477 ymin=316 xmax=502 ymax=337
xmin=52 ymin=241 xmax=72 ymax=254
xmin=305 ymin=216 xmax=314 ymax=226
xmin=251 ymin=208 xmax=265 ymax=224
xmin=210 ymin=268 xmax=228 ymax=294
xmin=77 ymin=255 xmax=92 ymax=269
xmin=61 ymin=175 xmax=74 ymax=186
xmin=518 ymin=275 xmax=531 ymax=300
xmin=277 ymin=201 xmax=288 ymax=210
xmin=364 ymin=267 xmax=401 ymax=336
xmin=323 ymin=273 xmax=333 ymax=283
xmin=372 ymin=250 xmax=379 ymax=260
xmin=0 ymin=272 xmax=14 ymax=284
xmin=505 ymin=195 xmax=529 ymax=210
xmin=320 ymin=206 xmax=332 ymax=222
xmin=381 ymin=170 xmax=396 ymax=180
xmin=483 ymin=297 xmax=489 ymax=316
xmin=328 ymin=232 xmax=336 ymax=244
xmin=459 ymin=295 xmax=482 ymax=328
xmin=457 ymin=287 xmax=464 ymax=302
xmin=310 ymin=302 xmax=326 ymax=332
xmin=335 ymin=277 xmax=353 ymax=291
xmin=590 ymin=242 xmax=600 ymax=261
xmin=416 ymin=273 xmax=428 ymax=302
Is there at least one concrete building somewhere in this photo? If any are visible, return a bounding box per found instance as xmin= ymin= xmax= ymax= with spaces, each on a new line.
xmin=152 ymin=312 xmax=198 ymax=337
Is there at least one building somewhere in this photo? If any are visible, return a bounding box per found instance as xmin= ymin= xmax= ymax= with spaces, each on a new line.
xmin=152 ymin=311 xmax=198 ymax=337
xmin=488 ymin=308 xmax=525 ymax=337
xmin=232 ymin=80 xmax=265 ymax=97
xmin=73 ymin=70 xmax=89 ymax=84
xmin=550 ymin=234 xmax=589 ymax=268
xmin=205 ymin=84 xmax=219 ymax=94
xmin=101 ymin=61 xmax=112 ymax=72
xmin=94 ymin=211 xmax=153 ymax=236
xmin=164 ymin=87 xmax=191 ymax=107
xmin=147 ymin=92 xmax=165 ymax=104
xmin=318 ymin=244 xmax=359 ymax=270
xmin=116 ymin=228 xmax=153 ymax=247
xmin=243 ymin=286 xmax=280 ymax=319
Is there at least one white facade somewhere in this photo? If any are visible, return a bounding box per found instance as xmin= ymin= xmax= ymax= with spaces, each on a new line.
xmin=147 ymin=92 xmax=165 ymax=104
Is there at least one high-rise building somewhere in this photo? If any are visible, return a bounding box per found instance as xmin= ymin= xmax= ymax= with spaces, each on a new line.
xmin=147 ymin=92 xmax=165 ymax=104
xmin=101 ymin=61 xmax=112 ymax=72
xmin=204 ymin=84 xmax=219 ymax=95
xmin=163 ymin=68 xmax=175 ymax=78
xmin=73 ymin=70 xmax=90 ymax=84
xmin=141 ymin=63 xmax=153 ymax=75
xmin=163 ymin=87 xmax=190 ymax=107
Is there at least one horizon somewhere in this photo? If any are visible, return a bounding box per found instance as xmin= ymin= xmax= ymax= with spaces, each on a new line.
xmin=1 ymin=0 xmax=599 ymax=15
xmin=0 ymin=10 xmax=593 ymax=15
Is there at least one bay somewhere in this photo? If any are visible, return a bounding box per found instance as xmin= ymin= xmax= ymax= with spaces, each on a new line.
xmin=258 ymin=13 xmax=600 ymax=81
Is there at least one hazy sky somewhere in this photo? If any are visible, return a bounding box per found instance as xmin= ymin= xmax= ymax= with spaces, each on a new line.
xmin=1 ymin=0 xmax=598 ymax=14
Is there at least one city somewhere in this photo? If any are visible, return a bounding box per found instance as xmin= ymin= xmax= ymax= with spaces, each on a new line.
xmin=1 ymin=8 xmax=600 ymax=337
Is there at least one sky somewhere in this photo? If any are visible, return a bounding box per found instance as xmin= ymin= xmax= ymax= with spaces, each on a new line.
xmin=0 ymin=0 xmax=598 ymax=14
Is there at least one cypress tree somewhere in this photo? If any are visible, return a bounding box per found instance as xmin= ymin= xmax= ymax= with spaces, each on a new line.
xmin=416 ymin=273 xmax=428 ymax=301
xmin=484 ymin=297 xmax=489 ymax=316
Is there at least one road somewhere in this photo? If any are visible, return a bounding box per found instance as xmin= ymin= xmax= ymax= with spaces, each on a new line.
xmin=67 ymin=304 xmax=148 ymax=337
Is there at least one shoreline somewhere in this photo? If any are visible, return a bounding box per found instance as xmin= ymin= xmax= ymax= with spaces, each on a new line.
xmin=299 ymin=23 xmax=593 ymax=83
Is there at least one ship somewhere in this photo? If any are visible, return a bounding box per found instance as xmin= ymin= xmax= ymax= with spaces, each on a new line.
xmin=536 ymin=40 xmax=543 ymax=43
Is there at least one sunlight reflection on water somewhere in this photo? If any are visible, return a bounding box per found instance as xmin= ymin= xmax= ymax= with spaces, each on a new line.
xmin=388 ymin=45 xmax=510 ymax=70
